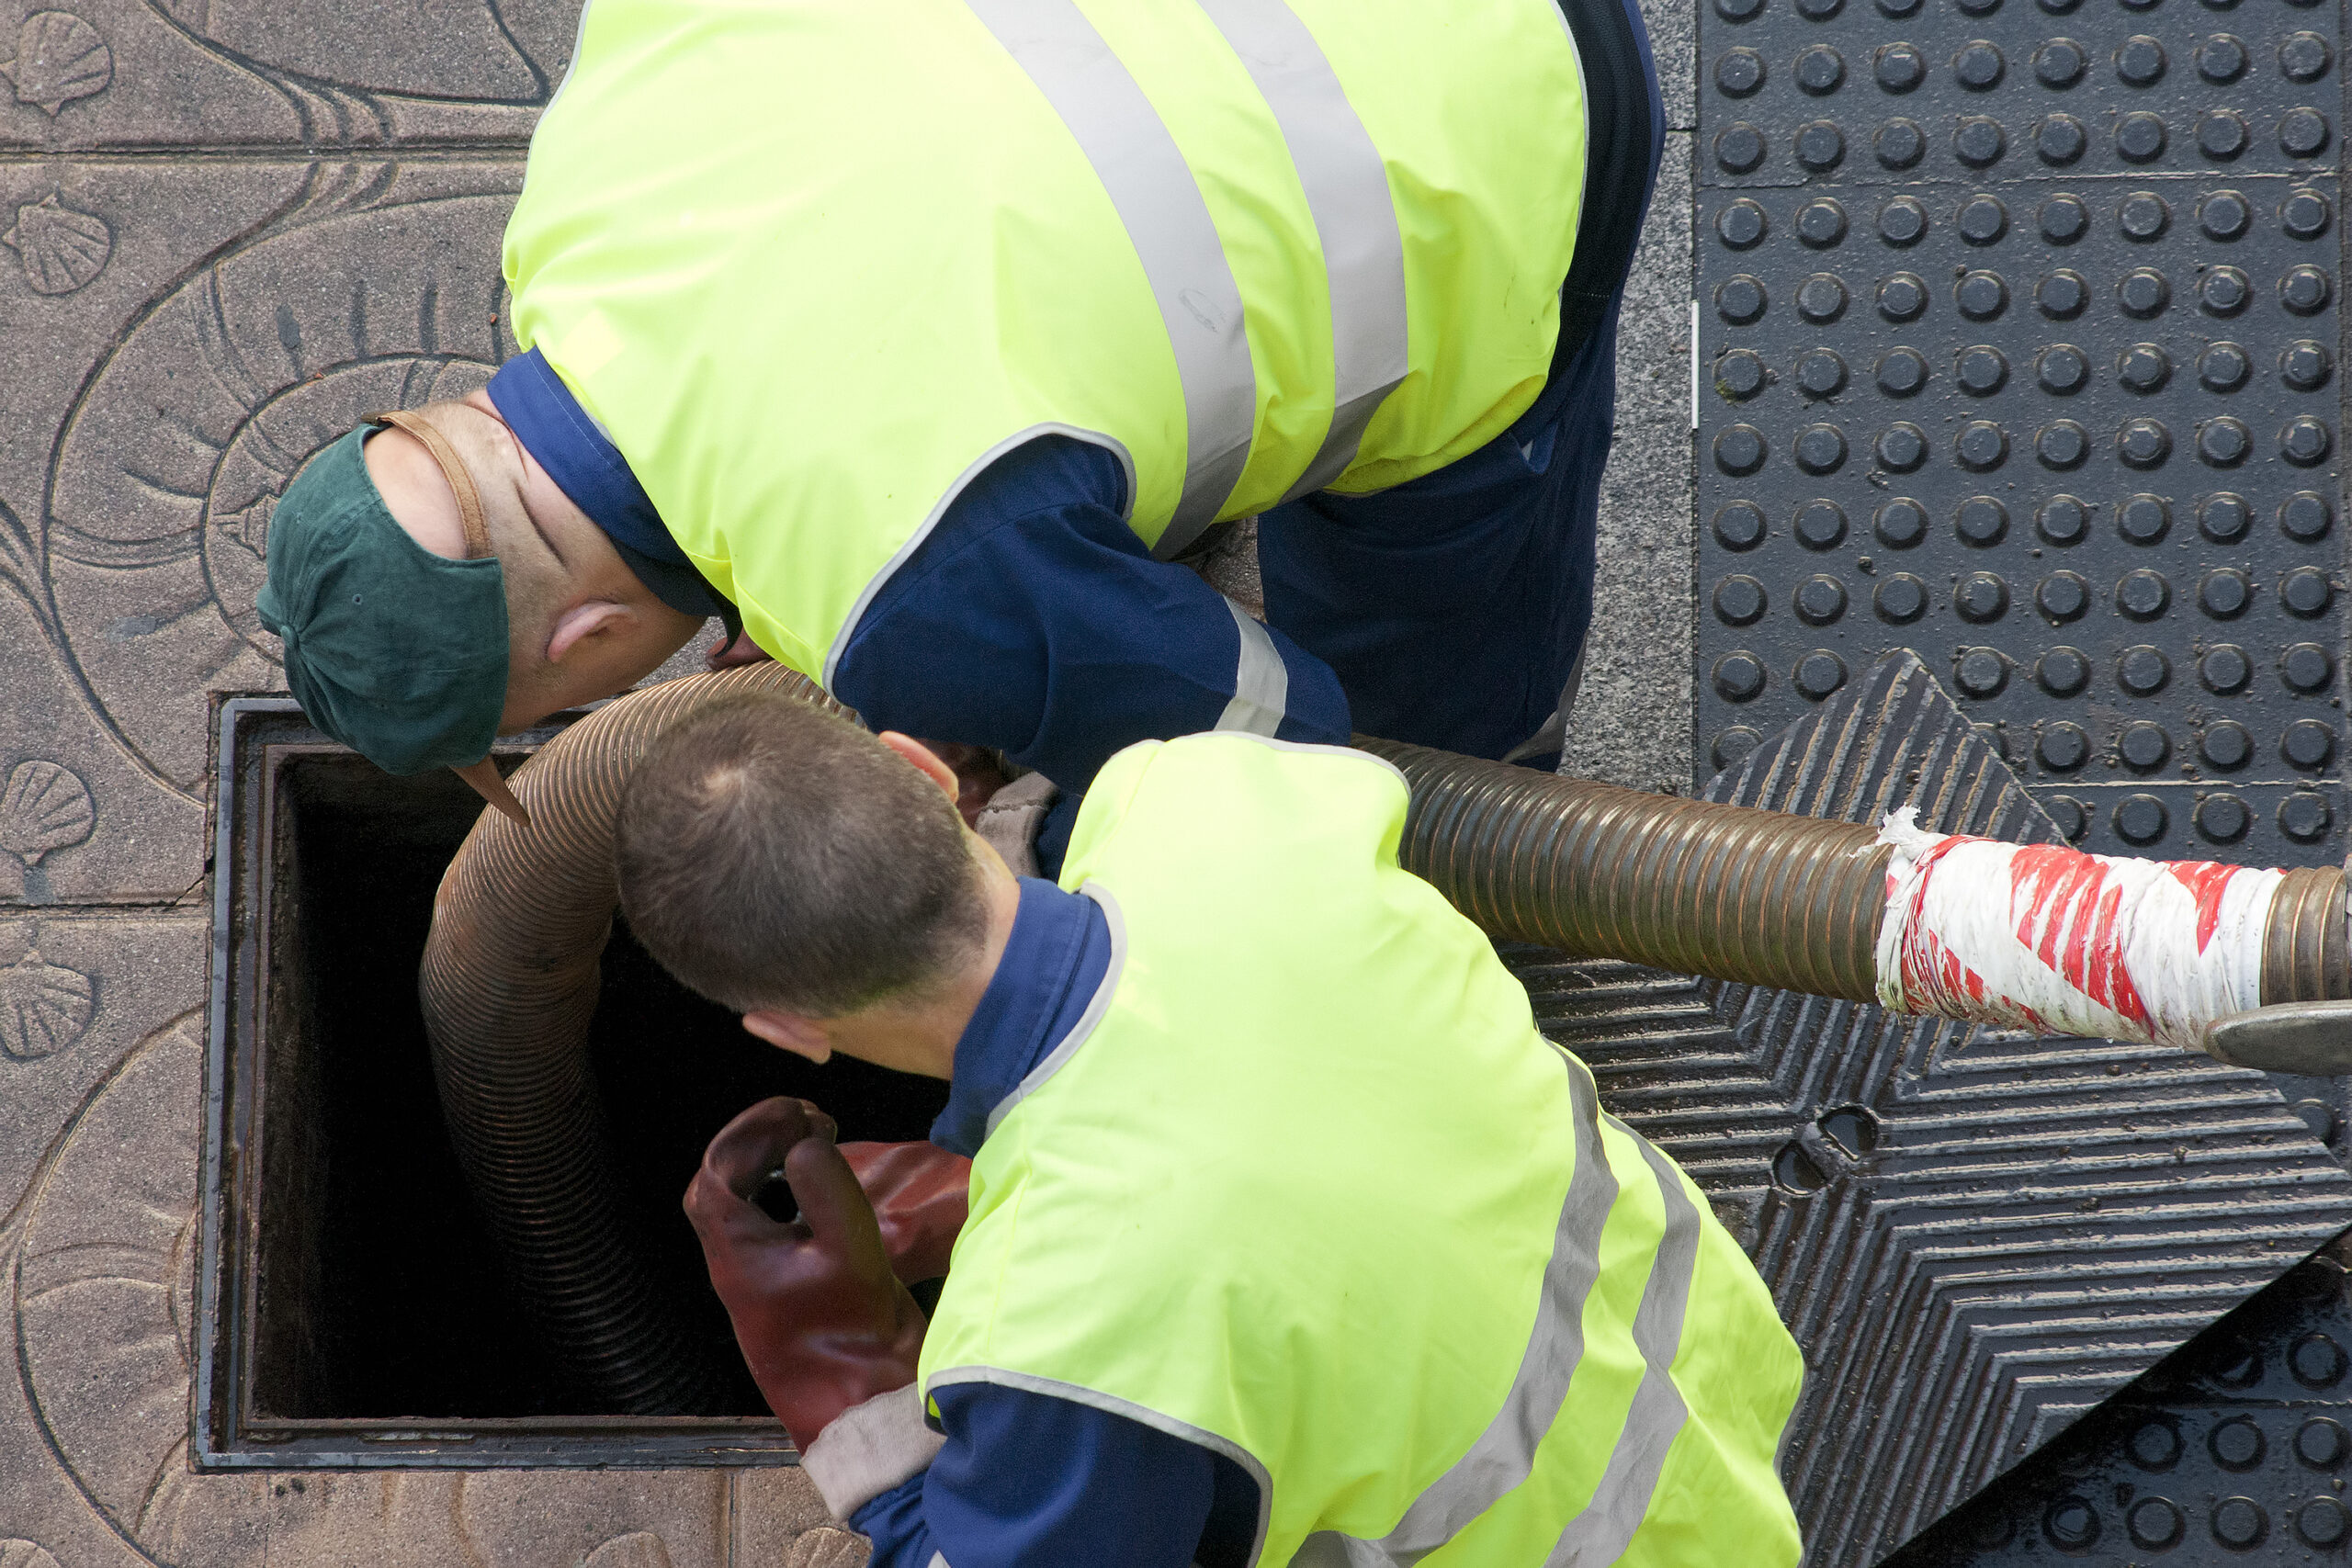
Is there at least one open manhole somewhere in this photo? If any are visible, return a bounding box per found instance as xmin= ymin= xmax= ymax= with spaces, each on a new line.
xmin=193 ymin=696 xmax=947 ymax=1468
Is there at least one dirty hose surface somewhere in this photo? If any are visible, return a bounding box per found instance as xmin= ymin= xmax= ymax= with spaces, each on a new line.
xmin=422 ymin=676 xmax=2350 ymax=1412
xmin=1361 ymin=737 xmax=1889 ymax=1002
xmin=419 ymin=664 xmax=840 ymax=1413
xmin=1364 ymin=739 xmax=2349 ymax=1023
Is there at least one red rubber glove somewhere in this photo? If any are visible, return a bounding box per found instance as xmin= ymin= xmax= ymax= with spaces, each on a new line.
xmin=911 ymin=741 xmax=1012 ymax=828
xmin=839 ymin=1141 xmax=973 ymax=1285
xmin=683 ymin=1098 xmax=927 ymax=1450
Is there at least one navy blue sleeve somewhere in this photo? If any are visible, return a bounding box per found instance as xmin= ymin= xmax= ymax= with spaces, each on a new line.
xmin=849 ymin=1383 xmax=1217 ymax=1568
xmin=831 ymin=435 xmax=1350 ymax=796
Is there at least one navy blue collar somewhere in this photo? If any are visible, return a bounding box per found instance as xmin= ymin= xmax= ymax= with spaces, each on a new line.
xmin=484 ymin=348 xmax=737 ymax=632
xmin=931 ymin=877 xmax=1115 ymax=1157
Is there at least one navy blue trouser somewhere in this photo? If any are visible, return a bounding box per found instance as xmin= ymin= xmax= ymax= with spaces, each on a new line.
xmin=1257 ymin=0 xmax=1667 ymax=767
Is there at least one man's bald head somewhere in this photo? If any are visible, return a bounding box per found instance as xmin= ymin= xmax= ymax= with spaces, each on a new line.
xmin=356 ymin=389 xmax=705 ymax=733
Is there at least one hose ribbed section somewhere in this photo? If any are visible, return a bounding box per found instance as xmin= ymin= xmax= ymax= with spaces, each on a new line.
xmin=1365 ymin=739 xmax=2352 ymax=1012
xmin=419 ymin=663 xmax=837 ymax=1414
xmin=2262 ymin=866 xmax=2352 ymax=1005
xmin=1359 ymin=739 xmax=1890 ymax=1003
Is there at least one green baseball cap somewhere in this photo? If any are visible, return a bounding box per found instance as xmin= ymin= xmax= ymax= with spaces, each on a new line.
xmin=255 ymin=425 xmax=510 ymax=776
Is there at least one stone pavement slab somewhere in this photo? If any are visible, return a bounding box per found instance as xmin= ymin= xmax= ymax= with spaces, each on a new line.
xmin=40 ymin=164 xmax=520 ymax=795
xmin=1563 ymin=130 xmax=1698 ymax=791
xmin=1 ymin=985 xmax=839 ymax=1566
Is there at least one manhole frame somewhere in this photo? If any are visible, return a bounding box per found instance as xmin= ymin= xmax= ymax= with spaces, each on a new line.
xmin=191 ymin=694 xmax=797 ymax=1470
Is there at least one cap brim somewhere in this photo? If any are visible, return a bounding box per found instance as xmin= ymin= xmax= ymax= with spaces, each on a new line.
xmin=453 ymin=756 xmax=532 ymax=828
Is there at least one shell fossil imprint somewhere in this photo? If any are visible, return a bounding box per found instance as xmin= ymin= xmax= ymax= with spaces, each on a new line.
xmin=0 ymin=945 xmax=94 ymax=1059
xmin=2 ymin=191 xmax=110 ymax=294
xmin=786 ymin=1529 xmax=871 ymax=1568
xmin=0 ymin=760 xmax=94 ymax=866
xmin=584 ymin=1534 xmax=675 ymax=1568
xmin=0 ymin=11 xmax=110 ymax=116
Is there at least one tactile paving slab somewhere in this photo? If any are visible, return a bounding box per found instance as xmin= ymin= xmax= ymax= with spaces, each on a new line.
xmin=1888 ymin=1233 xmax=2352 ymax=1565
xmin=1509 ymin=652 xmax=2352 ymax=1565
xmin=1695 ymin=0 xmax=2349 ymax=865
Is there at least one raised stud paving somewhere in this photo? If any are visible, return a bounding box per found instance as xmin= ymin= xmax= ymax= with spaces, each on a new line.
xmin=1699 ymin=0 xmax=2346 ymax=863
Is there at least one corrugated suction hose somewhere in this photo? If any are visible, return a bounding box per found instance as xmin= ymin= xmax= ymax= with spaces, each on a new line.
xmin=421 ymin=674 xmax=2351 ymax=1413
xmin=1357 ymin=738 xmax=2350 ymax=1008
xmin=419 ymin=664 xmax=839 ymax=1413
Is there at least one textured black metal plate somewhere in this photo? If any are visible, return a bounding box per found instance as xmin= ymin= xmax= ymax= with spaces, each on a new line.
xmin=1510 ymin=653 xmax=2352 ymax=1565
xmin=1890 ymin=1235 xmax=2352 ymax=1565
xmin=1694 ymin=0 xmax=2349 ymax=866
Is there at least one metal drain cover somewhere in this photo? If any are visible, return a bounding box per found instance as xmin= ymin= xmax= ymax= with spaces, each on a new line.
xmin=1887 ymin=1235 xmax=2352 ymax=1565
xmin=1512 ymin=652 xmax=2351 ymax=1564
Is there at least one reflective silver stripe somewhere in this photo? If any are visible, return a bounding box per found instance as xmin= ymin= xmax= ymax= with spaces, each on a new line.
xmin=1499 ymin=650 xmax=1588 ymax=766
xmin=1288 ymin=1536 xmax=1354 ymax=1568
xmin=1313 ymin=1050 xmax=1619 ymax=1566
xmin=1542 ymin=1128 xmax=1702 ymax=1567
xmin=538 ymin=0 xmax=599 ymax=117
xmin=1216 ymin=597 xmax=1289 ymax=737
xmin=964 ymin=0 xmax=1255 ymax=554
xmin=1191 ymin=0 xmax=1408 ymax=503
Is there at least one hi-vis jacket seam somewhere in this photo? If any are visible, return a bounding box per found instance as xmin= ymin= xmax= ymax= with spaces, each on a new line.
xmin=924 ymin=1364 xmax=1277 ymax=1565
xmin=820 ymin=422 xmax=1136 ymax=690
xmin=1213 ymin=731 xmax=1410 ymax=795
xmin=982 ymin=884 xmax=1130 ymax=1138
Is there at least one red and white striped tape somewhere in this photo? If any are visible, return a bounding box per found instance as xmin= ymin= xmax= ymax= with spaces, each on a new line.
xmin=1874 ymin=808 xmax=2281 ymax=1051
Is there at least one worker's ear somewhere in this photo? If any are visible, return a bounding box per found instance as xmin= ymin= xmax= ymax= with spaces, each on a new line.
xmin=876 ymin=731 xmax=961 ymax=808
xmin=547 ymin=600 xmax=637 ymax=664
xmin=743 ymin=1010 xmax=831 ymax=1066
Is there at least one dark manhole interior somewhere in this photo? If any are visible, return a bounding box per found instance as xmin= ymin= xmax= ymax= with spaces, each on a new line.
xmin=242 ymin=750 xmax=947 ymax=1427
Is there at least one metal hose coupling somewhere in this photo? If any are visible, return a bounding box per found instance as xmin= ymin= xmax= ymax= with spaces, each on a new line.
xmin=1358 ymin=739 xmax=2352 ymax=1072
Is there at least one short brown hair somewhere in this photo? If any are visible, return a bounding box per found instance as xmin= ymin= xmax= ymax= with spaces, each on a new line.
xmin=614 ymin=692 xmax=984 ymax=1016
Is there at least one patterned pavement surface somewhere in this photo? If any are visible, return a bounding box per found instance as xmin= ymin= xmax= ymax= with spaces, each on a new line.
xmin=0 ymin=2 xmax=861 ymax=1560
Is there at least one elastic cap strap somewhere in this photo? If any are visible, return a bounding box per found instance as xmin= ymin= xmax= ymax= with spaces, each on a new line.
xmin=368 ymin=409 xmax=493 ymax=560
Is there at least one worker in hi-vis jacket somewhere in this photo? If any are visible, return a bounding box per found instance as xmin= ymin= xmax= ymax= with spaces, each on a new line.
xmin=253 ymin=0 xmax=1665 ymax=873
xmin=612 ymin=690 xmax=1806 ymax=1566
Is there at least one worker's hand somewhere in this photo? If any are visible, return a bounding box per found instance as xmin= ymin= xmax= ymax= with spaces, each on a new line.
xmin=705 ymin=627 xmax=774 ymax=671
xmin=839 ymin=1140 xmax=972 ymax=1285
xmin=914 ymin=740 xmax=1012 ymax=829
xmin=975 ymin=772 xmax=1060 ymax=879
xmin=683 ymin=1097 xmax=927 ymax=1450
